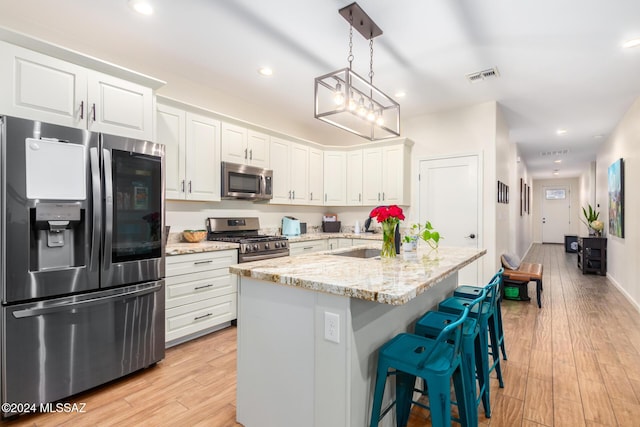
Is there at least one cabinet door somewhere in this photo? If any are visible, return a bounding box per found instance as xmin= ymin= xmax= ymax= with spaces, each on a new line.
xmin=247 ymin=130 xmax=270 ymax=168
xmin=382 ymin=145 xmax=405 ymax=204
xmin=87 ymin=71 xmax=153 ymax=140
xmin=308 ymin=147 xmax=324 ymax=205
xmin=0 ymin=41 xmax=86 ymax=128
xmin=362 ymin=148 xmax=383 ymax=205
xmin=290 ymin=143 xmax=309 ymax=204
xmin=185 ymin=112 xmax=220 ymax=201
xmin=323 ymin=151 xmax=346 ymax=205
xmin=347 ymin=150 xmax=363 ymax=205
xmin=221 ymin=122 xmax=248 ymax=164
xmin=157 ymin=103 xmax=186 ymax=200
xmin=269 ymin=137 xmax=291 ymax=204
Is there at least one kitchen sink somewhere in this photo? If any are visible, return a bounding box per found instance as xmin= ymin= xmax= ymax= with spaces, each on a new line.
xmin=332 ymin=248 xmax=381 ymax=259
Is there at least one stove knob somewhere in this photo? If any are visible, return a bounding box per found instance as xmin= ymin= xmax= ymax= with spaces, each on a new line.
xmin=265 ymin=243 xmax=270 ymax=249
xmin=274 ymin=242 xmax=280 ymax=248
xmin=253 ymin=244 xmax=259 ymax=251
xmin=244 ymin=245 xmax=251 ymax=252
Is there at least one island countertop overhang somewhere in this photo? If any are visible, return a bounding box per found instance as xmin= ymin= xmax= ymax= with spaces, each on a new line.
xmin=229 ymin=245 xmax=486 ymax=305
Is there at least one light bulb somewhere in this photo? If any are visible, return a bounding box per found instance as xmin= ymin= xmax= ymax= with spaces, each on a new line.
xmin=348 ymin=92 xmax=357 ymax=111
xmin=357 ymin=97 xmax=367 ymax=116
xmin=366 ymin=103 xmax=376 ymax=122
xmin=375 ymin=112 xmax=384 ymax=126
xmin=333 ymin=83 xmax=345 ymax=106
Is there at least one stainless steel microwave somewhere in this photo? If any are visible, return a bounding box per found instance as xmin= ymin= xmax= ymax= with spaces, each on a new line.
xmin=221 ymin=162 xmax=273 ymax=200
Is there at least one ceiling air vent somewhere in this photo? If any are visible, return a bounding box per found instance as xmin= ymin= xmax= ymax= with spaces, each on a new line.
xmin=540 ymin=149 xmax=569 ymax=157
xmin=465 ymin=67 xmax=500 ymax=83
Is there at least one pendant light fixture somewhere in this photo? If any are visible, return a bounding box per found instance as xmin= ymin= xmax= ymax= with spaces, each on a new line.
xmin=314 ymin=2 xmax=400 ymax=141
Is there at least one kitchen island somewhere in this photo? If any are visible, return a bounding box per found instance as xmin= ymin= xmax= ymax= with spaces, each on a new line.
xmin=230 ymin=244 xmax=485 ymax=427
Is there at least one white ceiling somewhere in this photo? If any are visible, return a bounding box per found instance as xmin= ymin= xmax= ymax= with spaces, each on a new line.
xmin=2 ymin=0 xmax=640 ymax=179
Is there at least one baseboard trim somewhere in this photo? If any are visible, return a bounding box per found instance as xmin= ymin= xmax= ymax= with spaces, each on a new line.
xmin=606 ymin=273 xmax=640 ymax=315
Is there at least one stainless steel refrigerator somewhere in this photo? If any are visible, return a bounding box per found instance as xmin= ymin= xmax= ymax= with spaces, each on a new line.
xmin=0 ymin=116 xmax=165 ymax=417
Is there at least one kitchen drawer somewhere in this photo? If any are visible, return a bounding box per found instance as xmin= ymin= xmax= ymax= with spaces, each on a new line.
xmin=166 ymin=250 xmax=237 ymax=277
xmin=165 ymin=294 xmax=237 ymax=343
xmin=166 ymin=269 xmax=237 ymax=309
xmin=289 ymin=239 xmax=328 ymax=256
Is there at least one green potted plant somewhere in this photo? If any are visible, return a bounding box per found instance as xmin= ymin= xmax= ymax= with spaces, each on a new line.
xmin=410 ymin=221 xmax=442 ymax=250
xmin=581 ymin=204 xmax=603 ymax=236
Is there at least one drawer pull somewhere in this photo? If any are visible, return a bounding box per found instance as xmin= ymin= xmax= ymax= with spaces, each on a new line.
xmin=194 ymin=313 xmax=213 ymax=321
xmin=194 ymin=284 xmax=214 ymax=290
xmin=303 ymin=246 xmax=314 ymax=250
xmin=193 ymin=260 xmax=213 ymax=265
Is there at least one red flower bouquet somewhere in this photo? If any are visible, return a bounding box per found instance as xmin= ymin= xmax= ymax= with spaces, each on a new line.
xmin=369 ymin=205 xmax=404 ymax=258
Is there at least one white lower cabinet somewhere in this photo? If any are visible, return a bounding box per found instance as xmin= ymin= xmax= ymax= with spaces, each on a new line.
xmin=165 ymin=250 xmax=237 ymax=347
xmin=289 ymin=240 xmax=328 ymax=256
xmin=327 ymin=238 xmax=353 ymax=250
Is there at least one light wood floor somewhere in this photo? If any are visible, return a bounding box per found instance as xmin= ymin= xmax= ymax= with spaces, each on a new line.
xmin=3 ymin=243 xmax=640 ymax=426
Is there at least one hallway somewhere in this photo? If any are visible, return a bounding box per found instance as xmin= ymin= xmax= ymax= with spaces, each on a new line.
xmin=407 ymin=243 xmax=640 ymax=426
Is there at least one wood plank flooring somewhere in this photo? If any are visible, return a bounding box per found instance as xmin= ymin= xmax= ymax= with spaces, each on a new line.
xmin=3 ymin=243 xmax=640 ymax=426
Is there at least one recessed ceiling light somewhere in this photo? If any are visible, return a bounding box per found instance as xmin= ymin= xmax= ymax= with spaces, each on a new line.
xmin=394 ymin=91 xmax=406 ymax=98
xmin=128 ymin=0 xmax=153 ymax=15
xmin=556 ymin=129 xmax=567 ymax=135
xmin=258 ymin=67 xmax=273 ymax=77
xmin=553 ymin=170 xmax=560 ymax=176
xmin=622 ymin=38 xmax=640 ymax=49
xmin=554 ymin=159 xmax=562 ymax=164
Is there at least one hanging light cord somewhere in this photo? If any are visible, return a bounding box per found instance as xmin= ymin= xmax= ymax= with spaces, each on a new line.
xmin=369 ymin=37 xmax=375 ymax=84
xmin=347 ymin=13 xmax=354 ymax=70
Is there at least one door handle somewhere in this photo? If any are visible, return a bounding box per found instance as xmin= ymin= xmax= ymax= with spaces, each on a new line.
xmin=244 ymin=148 xmax=248 ymax=159
xmin=249 ymin=149 xmax=253 ymax=160
xmin=80 ymin=100 xmax=84 ymax=120
xmin=465 ymin=234 xmax=476 ymax=239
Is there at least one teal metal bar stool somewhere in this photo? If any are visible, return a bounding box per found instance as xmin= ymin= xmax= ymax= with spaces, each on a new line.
xmin=369 ymin=304 xmax=473 ymax=427
xmin=414 ymin=285 xmax=491 ymax=424
xmin=454 ymin=268 xmax=507 ymax=361
xmin=438 ymin=270 xmax=505 ymax=389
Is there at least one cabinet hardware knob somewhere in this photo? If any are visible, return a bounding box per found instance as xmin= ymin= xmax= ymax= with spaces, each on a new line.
xmin=249 ymin=149 xmax=253 ymax=160
xmin=80 ymin=101 xmax=84 ymax=119
xmin=244 ymin=148 xmax=248 ymax=159
xmin=188 ymin=180 xmax=192 ymax=193
xmin=181 ymin=180 xmax=185 ymax=192
xmin=91 ymin=103 xmax=96 ymax=121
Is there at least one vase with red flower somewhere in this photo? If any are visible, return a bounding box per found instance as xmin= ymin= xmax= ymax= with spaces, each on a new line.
xmin=369 ymin=205 xmax=405 ymax=258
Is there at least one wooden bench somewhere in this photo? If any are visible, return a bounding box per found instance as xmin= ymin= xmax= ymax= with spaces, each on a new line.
xmin=501 ymin=261 xmax=543 ymax=308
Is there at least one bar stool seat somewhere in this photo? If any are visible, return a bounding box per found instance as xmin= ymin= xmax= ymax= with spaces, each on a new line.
xmin=454 ymin=268 xmax=507 ymax=361
xmin=370 ymin=306 xmax=472 ymax=427
xmin=415 ymin=289 xmax=490 ymax=423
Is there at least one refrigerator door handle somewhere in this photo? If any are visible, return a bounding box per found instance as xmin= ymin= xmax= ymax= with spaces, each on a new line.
xmin=102 ymin=148 xmax=113 ymax=271
xmin=12 ymin=282 xmax=163 ymax=319
xmin=89 ymin=147 xmax=101 ymax=273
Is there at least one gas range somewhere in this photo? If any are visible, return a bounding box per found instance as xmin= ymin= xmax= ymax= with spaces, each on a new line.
xmin=205 ymin=217 xmax=289 ymax=263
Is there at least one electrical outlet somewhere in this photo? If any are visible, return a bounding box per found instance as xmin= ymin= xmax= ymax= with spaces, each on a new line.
xmin=324 ymin=312 xmax=340 ymax=343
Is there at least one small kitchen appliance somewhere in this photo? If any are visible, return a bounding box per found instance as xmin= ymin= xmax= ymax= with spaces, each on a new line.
xmin=282 ymin=216 xmax=301 ymax=237
xmin=221 ymin=161 xmax=273 ymax=200
xmin=206 ymin=217 xmax=289 ymax=263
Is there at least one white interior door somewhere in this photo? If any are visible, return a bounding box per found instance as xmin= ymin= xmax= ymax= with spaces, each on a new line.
xmin=541 ymin=186 xmax=571 ymax=243
xmin=419 ymin=156 xmax=481 ymax=285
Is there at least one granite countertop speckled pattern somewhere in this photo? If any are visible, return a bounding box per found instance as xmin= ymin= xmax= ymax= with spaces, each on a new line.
xmin=229 ymin=245 xmax=486 ymax=305
xmin=165 ymin=241 xmax=239 ymax=255
xmin=286 ymin=233 xmax=381 ymax=242
xmin=165 ymin=232 xmax=381 ymax=255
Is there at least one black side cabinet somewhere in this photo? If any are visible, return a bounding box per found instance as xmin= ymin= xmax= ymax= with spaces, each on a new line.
xmin=577 ymin=237 xmax=607 ymax=275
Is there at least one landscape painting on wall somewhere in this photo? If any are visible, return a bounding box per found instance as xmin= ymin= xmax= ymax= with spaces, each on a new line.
xmin=608 ymin=158 xmax=624 ymax=238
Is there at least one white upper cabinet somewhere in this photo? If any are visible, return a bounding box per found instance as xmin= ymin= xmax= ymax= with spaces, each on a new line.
xmin=308 ymin=147 xmax=324 ymax=206
xmin=0 ymin=41 xmax=153 ymax=140
xmin=157 ymin=101 xmax=220 ymax=201
xmin=221 ymin=122 xmax=269 ymax=168
xmin=362 ymin=148 xmax=384 ymax=205
xmin=346 ymin=150 xmax=363 ymax=206
xmin=323 ymin=151 xmax=347 ymax=205
xmin=362 ymin=142 xmax=411 ymax=206
xmin=269 ymin=137 xmax=309 ymax=205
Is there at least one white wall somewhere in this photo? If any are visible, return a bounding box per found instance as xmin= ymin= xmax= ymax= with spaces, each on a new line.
xmin=595 ymin=96 xmax=640 ymax=311
xmin=512 ymin=147 xmax=534 ymax=257
xmin=403 ymin=101 xmax=499 ymax=282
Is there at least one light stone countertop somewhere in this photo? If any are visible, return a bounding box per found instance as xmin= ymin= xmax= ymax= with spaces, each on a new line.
xmin=229 ymin=244 xmax=486 ymax=305
xmin=165 ymin=232 xmax=381 ymax=256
